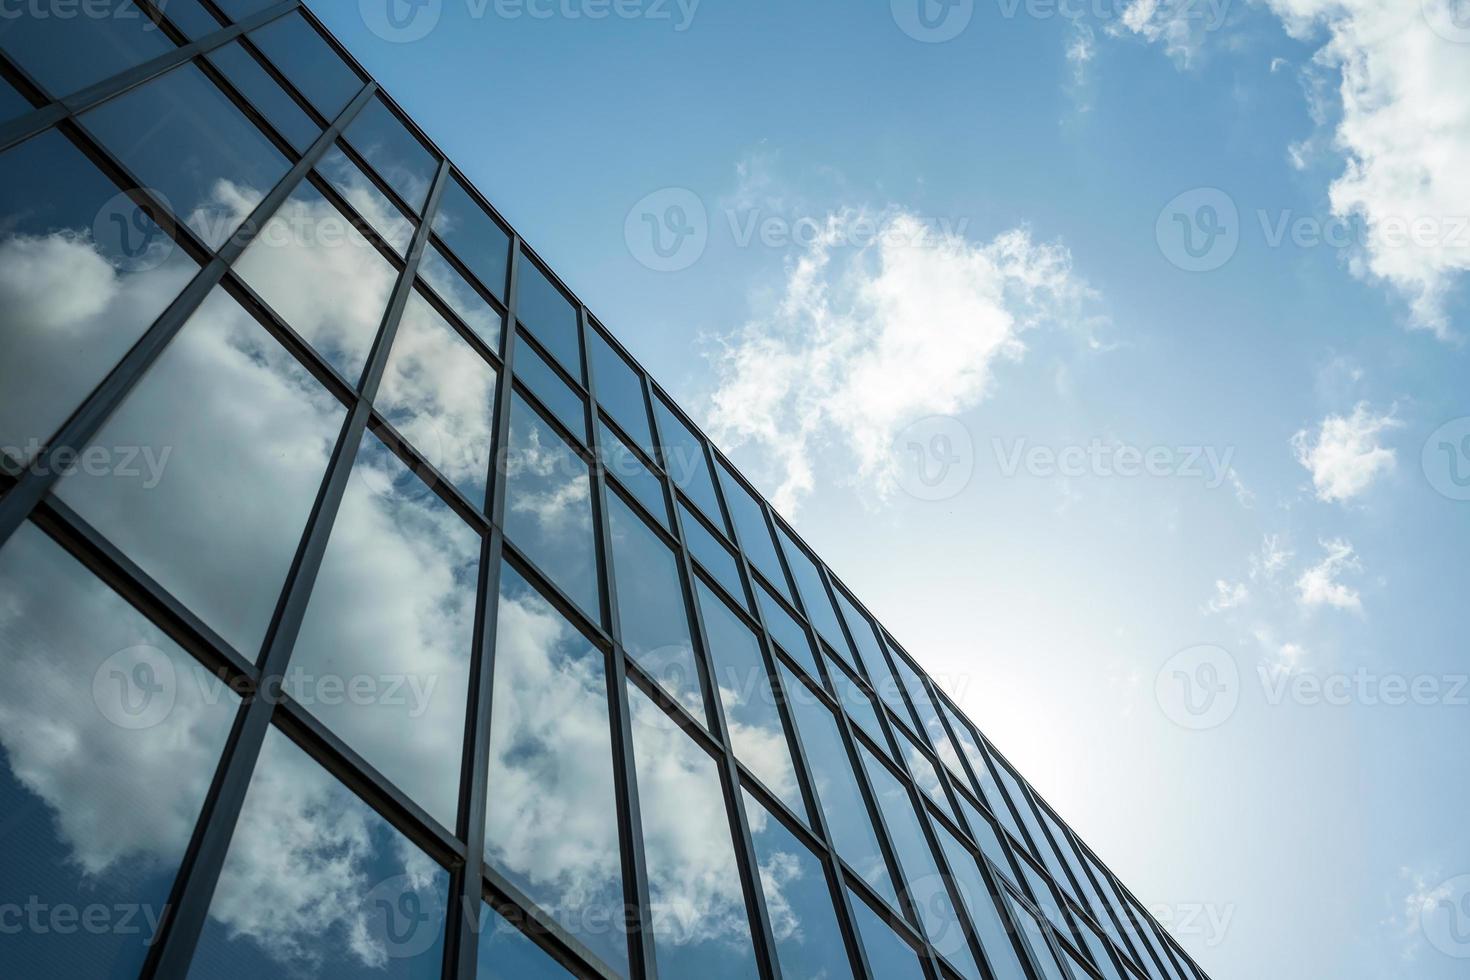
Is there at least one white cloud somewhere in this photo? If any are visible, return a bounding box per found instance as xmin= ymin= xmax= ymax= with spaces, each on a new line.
xmin=1204 ymin=579 xmax=1249 ymax=613
xmin=1295 ymin=537 xmax=1363 ymax=613
xmin=1291 ymin=402 xmax=1401 ymax=503
xmin=1111 ymin=0 xmax=1229 ymax=67
xmin=1249 ymin=533 xmax=1294 ymax=581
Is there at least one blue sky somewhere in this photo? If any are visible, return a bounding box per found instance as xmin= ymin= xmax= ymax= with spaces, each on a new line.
xmin=312 ymin=2 xmax=1470 ymax=976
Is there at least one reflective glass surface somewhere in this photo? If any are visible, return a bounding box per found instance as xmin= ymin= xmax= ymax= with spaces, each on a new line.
xmin=1078 ymin=917 xmax=1126 ymax=980
xmin=959 ymin=798 xmax=1014 ymax=882
xmin=418 ymin=243 xmax=502 ymax=349
xmin=317 ymin=145 xmax=414 ymax=255
xmin=680 ymin=502 xmax=745 ymax=606
xmin=432 ymin=176 xmax=509 ymax=302
xmin=934 ymin=825 xmax=1028 ymax=980
xmin=82 ymin=63 xmax=289 ymax=250
xmin=0 ymin=73 xmax=30 ymax=122
xmin=376 ymin=292 xmax=498 ymax=507
xmin=587 ymin=327 xmax=653 ymax=453
xmin=695 ymin=581 xmax=803 ymax=816
xmin=0 ymin=0 xmax=174 ymax=97
xmin=1008 ymin=897 xmax=1067 ymax=980
xmin=755 ymin=583 xmax=819 ymax=679
xmin=652 ymin=394 xmax=725 ymax=530
xmin=743 ymin=791 xmax=856 ymax=980
xmin=515 ymin=252 xmax=581 ymax=380
xmin=775 ymin=526 xmax=852 ymax=666
xmin=247 ymin=11 xmax=362 ymax=119
xmin=515 ymin=334 xmax=587 ymax=443
xmin=598 ymin=421 xmax=667 ymax=528
xmin=476 ymin=905 xmax=577 ymax=980
xmin=503 ymin=393 xmax=599 ymax=616
xmin=1020 ymin=862 xmax=1070 ymax=936
xmin=1038 ymin=807 xmax=1090 ymax=907
xmin=0 ymin=523 xmax=236 ymax=979
xmin=899 ymin=727 xmax=955 ymax=822
xmin=161 ymin=0 xmax=224 ymax=39
xmin=606 ymin=491 xmax=706 ymax=723
xmin=848 ymin=894 xmax=926 ymax=980
xmin=716 ymin=462 xmax=791 ymax=602
xmin=215 ymin=0 xmax=278 ymax=19
xmin=288 ymin=430 xmax=480 ymax=830
xmin=892 ymin=652 xmax=970 ymax=789
xmin=834 ymin=588 xmax=906 ymax=716
xmin=343 ymin=96 xmax=435 ymax=213
xmin=485 ymin=564 xmax=628 ymax=975
xmin=234 ymin=179 xmax=398 ymax=384
xmin=0 ymin=130 xmax=198 ymax=463
xmin=778 ymin=664 xmax=897 ymax=908
xmin=627 ymin=684 xmax=759 ymax=980
xmin=56 ymin=287 xmax=346 ymax=657
xmin=206 ymin=39 xmax=320 ymax=152
xmin=828 ymin=658 xmax=885 ymax=750
xmin=189 ymin=726 xmax=449 ymax=979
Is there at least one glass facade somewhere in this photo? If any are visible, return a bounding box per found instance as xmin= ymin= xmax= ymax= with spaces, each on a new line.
xmin=0 ymin=5 xmax=1211 ymax=980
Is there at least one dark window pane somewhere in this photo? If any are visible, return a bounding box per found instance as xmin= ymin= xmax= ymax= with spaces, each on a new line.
xmin=899 ymin=728 xmax=955 ymax=822
xmin=1077 ymin=917 xmax=1126 ymax=980
xmin=344 ymin=95 xmax=436 ymax=214
xmin=779 ymin=664 xmax=897 ymax=908
xmin=627 ymin=684 xmax=760 ymax=980
xmin=695 ymin=581 xmax=803 ymax=817
xmin=716 ymin=462 xmax=791 ymax=603
xmin=376 ymin=292 xmax=498 ymax=507
xmin=652 ymin=394 xmax=724 ymax=530
xmin=833 ymin=588 xmax=906 ymax=716
xmin=828 ymin=657 xmax=885 ymax=750
xmin=206 ymin=39 xmax=320 ymax=152
xmin=485 ymin=565 xmax=628 ymax=975
xmin=0 ymin=523 xmax=236 ymax=979
xmin=0 ymin=0 xmax=174 ymax=98
xmin=680 ymin=502 xmax=745 ymax=606
xmin=317 ymin=144 xmax=414 ymax=255
xmin=1037 ymin=808 xmax=1088 ymax=907
xmin=189 ymin=727 xmax=450 ymax=979
xmin=0 ymin=73 xmax=31 ymax=123
xmin=215 ymin=0 xmax=278 ymax=19
xmin=743 ymin=791 xmax=857 ymax=980
xmin=160 ymin=0 xmax=224 ymax=39
xmin=515 ymin=334 xmax=587 ymax=443
xmin=288 ymin=430 xmax=479 ymax=830
xmin=1040 ymin=810 xmax=1118 ymax=947
xmin=503 ymin=393 xmax=599 ymax=617
xmin=998 ymin=761 xmax=1052 ymax=865
xmin=248 ymin=11 xmax=362 ymax=119
xmin=432 ymin=176 xmax=509 ymax=302
xmin=755 ymin=583 xmax=819 ymax=679
xmin=233 ymin=180 xmax=397 ymax=384
xmin=606 ymin=491 xmax=705 ymax=724
xmin=1007 ymin=897 xmax=1067 ymax=980
xmin=598 ymin=421 xmax=667 ymax=528
xmin=515 ymin=252 xmax=581 ymax=379
xmin=958 ymin=797 xmax=1013 ymax=881
xmin=477 ymin=905 xmax=577 ymax=980
xmin=1020 ymin=863 xmax=1070 ymax=936
xmin=0 ymin=130 xmax=197 ymax=463
xmin=934 ymin=825 xmax=1028 ymax=980
xmin=848 ymin=894 xmax=926 ymax=980
xmin=776 ymin=526 xmax=852 ymax=665
xmin=55 ymin=287 xmax=345 ymax=657
xmin=82 ymin=63 xmax=289 ymax=250
xmin=587 ymin=327 xmax=653 ymax=453
xmin=418 ymin=243 xmax=501 ymax=349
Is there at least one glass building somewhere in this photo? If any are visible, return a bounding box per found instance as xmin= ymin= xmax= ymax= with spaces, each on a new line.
xmin=0 ymin=3 xmax=1212 ymax=979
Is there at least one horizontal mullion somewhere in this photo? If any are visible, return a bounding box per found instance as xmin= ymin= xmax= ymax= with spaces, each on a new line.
xmin=481 ymin=864 xmax=624 ymax=980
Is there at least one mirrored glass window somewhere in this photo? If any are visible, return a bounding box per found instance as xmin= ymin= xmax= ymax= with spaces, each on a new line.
xmin=627 ymin=684 xmax=759 ymax=980
xmin=1038 ymin=807 xmax=1090 ymax=907
xmin=1007 ymin=896 xmax=1067 ymax=980
xmin=82 ymin=63 xmax=289 ymax=251
xmin=892 ymin=652 xmax=970 ymax=789
xmin=160 ymin=0 xmax=224 ymax=39
xmin=515 ymin=252 xmax=581 ymax=380
xmin=934 ymin=824 xmax=1028 ymax=980
xmin=1020 ymin=862 xmax=1070 ymax=936
xmin=432 ymin=176 xmax=509 ymax=303
xmin=476 ymin=905 xmax=577 ymax=980
xmin=681 ymin=502 xmax=745 ymax=606
xmin=755 ymin=584 xmax=819 ymax=680
xmin=247 ymin=11 xmax=362 ymax=119
xmin=828 ymin=657 xmax=885 ymax=750
xmin=898 ymin=727 xmax=955 ymax=822
xmin=587 ymin=327 xmax=653 ymax=453
xmin=775 ymin=526 xmax=852 ymax=666
xmin=377 ymin=292 xmax=498 ymax=507
xmin=958 ymin=797 xmax=1013 ymax=882
xmin=0 ymin=73 xmax=31 ymax=123
xmin=833 ymin=588 xmax=907 ymax=716
xmin=652 ymin=394 xmax=724 ymax=530
xmin=485 ymin=564 xmax=628 ymax=975
xmin=215 ymin=0 xmax=278 ymax=19
xmin=316 ymin=145 xmax=414 ymax=255
xmin=0 ymin=522 xmax=237 ymax=979
xmin=716 ymin=462 xmax=791 ymax=603
xmin=515 ymin=334 xmax=587 ymax=443
xmin=418 ymin=243 xmax=502 ymax=349
xmin=503 ymin=392 xmax=599 ymax=617
xmin=743 ymin=791 xmax=856 ymax=980
xmin=206 ymin=40 xmax=320 ymax=153
xmin=598 ymin=421 xmax=667 ymax=528
xmin=998 ymin=760 xmax=1054 ymax=866
xmin=55 ymin=287 xmax=345 ymax=658
xmin=288 ymin=429 xmax=480 ymax=830
xmin=189 ymin=726 xmax=450 ymax=979
xmin=0 ymin=0 xmax=174 ymax=98
xmin=606 ymin=491 xmax=705 ymax=724
xmin=0 ymin=130 xmax=198 ymax=464
xmin=1077 ymin=917 xmax=1126 ymax=980
xmin=234 ymin=180 xmax=397 ymax=385
xmin=695 ymin=581 xmax=802 ymax=817
xmin=343 ymin=95 xmax=436 ymax=214
xmin=847 ymin=894 xmax=926 ymax=980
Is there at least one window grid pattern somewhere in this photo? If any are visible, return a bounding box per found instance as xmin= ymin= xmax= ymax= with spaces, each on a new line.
xmin=0 ymin=4 xmax=1212 ymax=980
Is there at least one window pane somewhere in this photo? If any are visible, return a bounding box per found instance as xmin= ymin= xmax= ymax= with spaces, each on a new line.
xmin=377 ymin=292 xmax=498 ymax=507
xmin=680 ymin=502 xmax=745 ymax=606
xmin=206 ymin=40 xmax=320 ymax=152
xmin=1007 ymin=897 xmax=1067 ymax=980
xmin=485 ymin=564 xmax=628 ymax=975
xmin=998 ymin=761 xmax=1052 ymax=864
xmin=215 ymin=0 xmax=278 ymax=19
xmin=848 ymin=894 xmax=926 ymax=980
xmin=0 ymin=130 xmax=197 ymax=463
xmin=776 ymin=526 xmax=851 ymax=665
xmin=82 ymin=63 xmax=289 ymax=250
xmin=587 ymin=327 xmax=653 ymax=453
xmin=0 ymin=0 xmax=174 ymax=98
xmin=652 ymin=394 xmax=724 ymax=530
xmin=503 ymin=393 xmax=599 ymax=617
xmin=716 ymin=462 xmax=791 ymax=603
xmin=248 ymin=11 xmax=362 ymax=119
xmin=344 ymin=96 xmax=436 ymax=214
xmin=958 ymin=797 xmax=1014 ymax=882
xmin=743 ymin=791 xmax=856 ymax=980
xmin=695 ymin=581 xmax=803 ymax=817
xmin=627 ymin=684 xmax=760 ymax=980
xmin=934 ymin=825 xmax=1028 ymax=980
xmin=755 ymin=583 xmax=819 ymax=679
xmin=1039 ymin=808 xmax=1092 ymax=909
xmin=606 ymin=491 xmax=705 ymax=724
xmin=432 ymin=176 xmax=509 ymax=302
xmin=316 ymin=144 xmax=414 ymax=255
xmin=860 ymin=747 xmax=983 ymax=980
xmin=189 ymin=727 xmax=450 ymax=979
xmin=899 ymin=728 xmax=956 ymax=822
xmin=515 ymin=334 xmax=587 ymax=443
xmin=515 ymin=252 xmax=581 ymax=379
xmin=1077 ymin=917 xmax=1126 ymax=980
xmin=598 ymin=421 xmax=667 ymax=528
xmin=477 ymin=905 xmax=577 ymax=980
xmin=418 ymin=243 xmax=501 ymax=349
xmin=1020 ymin=863 xmax=1070 ymax=936
xmin=0 ymin=73 xmax=31 ymax=123
xmin=234 ymin=180 xmax=398 ymax=385
xmin=892 ymin=653 xmax=970 ymax=789
xmin=55 ymin=287 xmax=345 ymax=657
xmin=779 ymin=664 xmax=897 ymax=908
xmin=0 ymin=523 xmax=237 ymax=979
xmin=828 ymin=657 xmax=885 ymax=750
xmin=161 ymin=0 xmax=224 ymax=39
xmin=833 ymin=588 xmax=906 ymax=716
xmin=287 ymin=429 xmax=480 ymax=830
